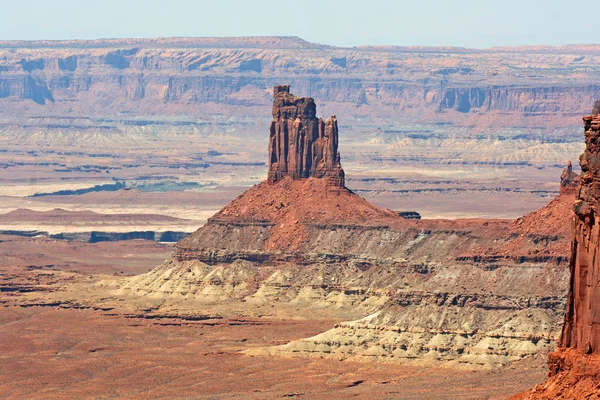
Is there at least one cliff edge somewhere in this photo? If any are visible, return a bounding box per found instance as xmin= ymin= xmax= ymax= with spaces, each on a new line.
xmin=514 ymin=104 xmax=600 ymax=399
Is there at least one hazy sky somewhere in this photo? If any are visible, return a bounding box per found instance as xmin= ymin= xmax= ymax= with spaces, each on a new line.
xmin=2 ymin=0 xmax=598 ymax=48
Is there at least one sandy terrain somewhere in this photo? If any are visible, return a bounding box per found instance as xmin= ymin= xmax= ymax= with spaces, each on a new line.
xmin=0 ymin=307 xmax=547 ymax=400
xmin=0 ymin=208 xmax=201 ymax=235
xmin=0 ymin=236 xmax=547 ymax=399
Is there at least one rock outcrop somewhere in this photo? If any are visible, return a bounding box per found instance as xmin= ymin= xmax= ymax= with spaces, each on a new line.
xmin=514 ymin=104 xmax=600 ymax=399
xmin=2 ymin=38 xmax=600 ymax=131
xmin=267 ymin=85 xmax=345 ymax=187
xmin=559 ymin=161 xmax=580 ymax=194
xmin=116 ymin=86 xmax=579 ymax=369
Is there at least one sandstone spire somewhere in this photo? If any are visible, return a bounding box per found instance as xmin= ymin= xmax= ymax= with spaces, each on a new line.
xmin=267 ymin=85 xmax=345 ymax=187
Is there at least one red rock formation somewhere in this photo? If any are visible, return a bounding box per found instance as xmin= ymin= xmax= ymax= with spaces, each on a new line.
xmin=562 ymin=115 xmax=600 ymax=355
xmin=514 ymin=107 xmax=600 ymax=399
xmin=267 ymin=85 xmax=345 ymax=187
xmin=560 ymin=161 xmax=580 ymax=194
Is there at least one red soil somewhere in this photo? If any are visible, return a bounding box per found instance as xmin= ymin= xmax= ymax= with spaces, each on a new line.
xmin=214 ymin=177 xmax=401 ymax=225
xmin=0 ymin=234 xmax=171 ymax=275
xmin=206 ymin=176 xmax=575 ymax=258
xmin=0 ymin=306 xmax=546 ymax=400
xmin=212 ymin=177 xmax=404 ymax=249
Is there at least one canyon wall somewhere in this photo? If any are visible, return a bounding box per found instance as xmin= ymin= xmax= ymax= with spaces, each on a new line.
xmin=0 ymin=37 xmax=589 ymax=183
xmin=1 ymin=37 xmax=600 ymax=130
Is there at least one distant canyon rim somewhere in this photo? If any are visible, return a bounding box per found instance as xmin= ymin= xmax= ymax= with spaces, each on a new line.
xmin=0 ymin=36 xmax=595 ymax=233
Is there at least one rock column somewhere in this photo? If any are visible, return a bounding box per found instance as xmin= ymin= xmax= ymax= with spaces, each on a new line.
xmin=267 ymin=85 xmax=345 ymax=187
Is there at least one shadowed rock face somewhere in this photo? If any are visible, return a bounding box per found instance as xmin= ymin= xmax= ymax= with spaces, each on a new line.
xmin=267 ymin=85 xmax=345 ymax=187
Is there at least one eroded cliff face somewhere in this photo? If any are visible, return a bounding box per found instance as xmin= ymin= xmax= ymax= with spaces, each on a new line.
xmin=514 ymin=106 xmax=600 ymax=399
xmin=121 ymin=175 xmax=572 ymax=369
xmin=115 ymin=86 xmax=578 ymax=368
xmin=267 ymin=85 xmax=344 ymax=186
xmin=563 ymin=114 xmax=600 ymax=354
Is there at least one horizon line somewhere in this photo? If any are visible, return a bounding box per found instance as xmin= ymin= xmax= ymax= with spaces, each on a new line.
xmin=1 ymin=35 xmax=599 ymax=52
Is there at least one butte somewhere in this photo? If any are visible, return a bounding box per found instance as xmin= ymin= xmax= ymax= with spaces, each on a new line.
xmin=173 ymin=84 xmax=403 ymax=258
xmin=119 ymin=85 xmax=577 ymax=369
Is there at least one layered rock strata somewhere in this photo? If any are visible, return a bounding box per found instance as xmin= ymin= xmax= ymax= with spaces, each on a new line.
xmin=2 ymin=38 xmax=600 ymax=131
xmin=267 ymin=85 xmax=344 ymax=187
xmin=563 ymin=115 xmax=600 ymax=354
xmin=559 ymin=161 xmax=580 ymax=194
xmin=121 ymin=199 xmax=571 ymax=369
xmin=121 ymin=197 xmax=571 ymax=368
xmin=118 ymin=86 xmax=575 ymax=369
